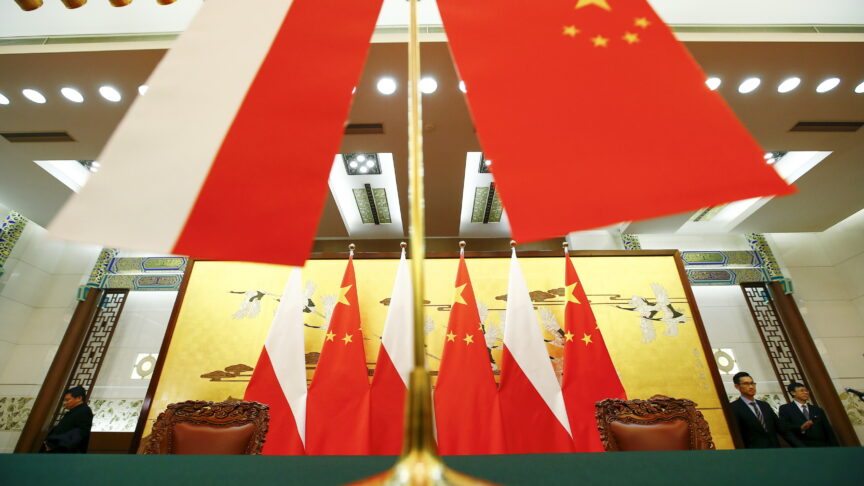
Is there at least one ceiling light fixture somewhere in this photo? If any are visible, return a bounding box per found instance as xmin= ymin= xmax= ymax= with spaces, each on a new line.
xmin=138 ymin=85 xmax=149 ymax=96
xmin=458 ymin=81 xmax=467 ymax=93
xmin=777 ymin=77 xmax=801 ymax=93
xmin=22 ymin=88 xmax=46 ymax=104
xmin=419 ymin=76 xmax=438 ymax=94
xmin=99 ymin=85 xmax=122 ymax=102
xmin=855 ymin=81 xmax=864 ymax=94
xmin=61 ymin=87 xmax=84 ymax=103
xmin=738 ymin=77 xmax=760 ymax=94
xmin=0 ymin=92 xmax=9 ymax=105
xmin=816 ymin=77 xmax=840 ymax=93
xmin=342 ymin=153 xmax=381 ymax=175
xmin=376 ymin=77 xmax=397 ymax=95
xmin=705 ymin=77 xmax=721 ymax=90
xmin=359 ymin=166 xmax=369 ymax=174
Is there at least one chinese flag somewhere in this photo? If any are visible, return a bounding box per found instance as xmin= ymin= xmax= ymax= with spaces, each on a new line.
xmin=438 ymin=0 xmax=794 ymax=242
xmin=305 ymin=255 xmax=370 ymax=454
xmin=434 ymin=252 xmax=506 ymax=455
xmin=561 ymin=252 xmax=626 ymax=452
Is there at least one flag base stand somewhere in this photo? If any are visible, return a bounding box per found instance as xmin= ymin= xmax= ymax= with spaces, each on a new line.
xmin=349 ymin=369 xmax=497 ymax=486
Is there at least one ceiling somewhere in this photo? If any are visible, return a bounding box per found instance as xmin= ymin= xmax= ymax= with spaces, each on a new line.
xmin=0 ymin=40 xmax=863 ymax=240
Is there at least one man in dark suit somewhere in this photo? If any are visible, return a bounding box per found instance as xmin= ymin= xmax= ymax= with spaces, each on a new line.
xmin=778 ymin=382 xmax=839 ymax=447
xmin=729 ymin=372 xmax=804 ymax=448
xmin=40 ymin=385 xmax=94 ymax=453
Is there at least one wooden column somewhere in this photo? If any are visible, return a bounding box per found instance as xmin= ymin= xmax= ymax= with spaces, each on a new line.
xmin=768 ymin=281 xmax=861 ymax=446
xmin=14 ymin=289 xmax=103 ymax=453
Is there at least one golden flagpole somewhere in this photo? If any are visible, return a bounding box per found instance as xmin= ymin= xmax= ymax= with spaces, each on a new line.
xmin=350 ymin=0 xmax=494 ymax=484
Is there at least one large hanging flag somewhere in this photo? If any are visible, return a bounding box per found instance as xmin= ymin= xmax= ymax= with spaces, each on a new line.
xmin=243 ymin=267 xmax=307 ymax=455
xmin=434 ymin=249 xmax=506 ymax=455
xmin=499 ymin=248 xmax=573 ymax=453
xmin=438 ymin=0 xmax=795 ymax=242
xmin=306 ymin=254 xmax=370 ymax=454
xmin=369 ymin=248 xmax=414 ymax=455
xmin=561 ymin=251 xmax=626 ymax=452
xmin=48 ymin=0 xmax=383 ymax=266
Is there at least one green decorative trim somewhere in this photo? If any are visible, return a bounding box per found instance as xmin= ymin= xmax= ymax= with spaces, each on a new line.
xmin=681 ymin=251 xmax=761 ymax=267
xmin=0 ymin=210 xmax=29 ymax=270
xmin=746 ymin=233 xmax=783 ymax=280
xmin=621 ymin=233 xmax=641 ymax=251
xmin=108 ymin=257 xmax=187 ymax=274
xmin=688 ymin=268 xmax=769 ymax=286
xmin=103 ymin=274 xmax=182 ymax=291
xmin=87 ymin=248 xmax=118 ymax=286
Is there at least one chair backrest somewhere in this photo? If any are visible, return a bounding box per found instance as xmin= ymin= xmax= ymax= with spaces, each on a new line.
xmin=595 ymin=394 xmax=715 ymax=451
xmin=143 ymin=400 xmax=269 ymax=454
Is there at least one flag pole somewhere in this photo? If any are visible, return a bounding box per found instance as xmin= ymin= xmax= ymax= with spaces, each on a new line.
xmin=350 ymin=0 xmax=493 ymax=484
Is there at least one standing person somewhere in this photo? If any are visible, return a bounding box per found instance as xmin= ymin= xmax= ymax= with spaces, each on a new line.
xmin=778 ymin=382 xmax=839 ymax=447
xmin=729 ymin=372 xmax=804 ymax=448
xmin=40 ymin=386 xmax=93 ymax=453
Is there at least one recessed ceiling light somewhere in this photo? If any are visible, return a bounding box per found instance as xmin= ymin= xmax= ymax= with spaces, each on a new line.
xmin=61 ymin=87 xmax=84 ymax=103
xmin=22 ymin=88 xmax=46 ymax=104
xmin=777 ymin=77 xmax=801 ymax=93
xmin=484 ymin=160 xmax=492 ymax=166
xmin=458 ymin=80 xmax=467 ymax=93
xmin=0 ymin=92 xmax=9 ymax=105
xmin=351 ymin=86 xmax=356 ymax=94
xmin=92 ymin=161 xmax=101 ymax=168
xmin=738 ymin=77 xmax=760 ymax=94
xmin=376 ymin=77 xmax=397 ymax=95
xmin=763 ymin=152 xmax=773 ymax=159
xmin=356 ymin=155 xmax=366 ymax=162
xmin=348 ymin=160 xmax=358 ymax=169
xmin=365 ymin=160 xmax=375 ymax=168
xmin=705 ymin=77 xmax=721 ymax=90
xmin=359 ymin=166 xmax=369 ymax=174
xmin=816 ymin=77 xmax=840 ymax=93
xmin=419 ymin=76 xmax=438 ymax=94
xmin=138 ymin=85 xmax=149 ymax=96
xmin=855 ymin=81 xmax=864 ymax=94
xmin=99 ymin=85 xmax=122 ymax=102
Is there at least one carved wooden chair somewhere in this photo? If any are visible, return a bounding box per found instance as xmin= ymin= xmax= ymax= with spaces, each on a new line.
xmin=143 ymin=400 xmax=269 ymax=454
xmin=595 ymin=394 xmax=715 ymax=451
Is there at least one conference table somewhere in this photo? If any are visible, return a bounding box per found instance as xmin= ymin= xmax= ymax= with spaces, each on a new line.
xmin=2 ymin=448 xmax=861 ymax=485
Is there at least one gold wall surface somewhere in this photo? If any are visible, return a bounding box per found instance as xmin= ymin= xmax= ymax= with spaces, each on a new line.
xmin=143 ymin=255 xmax=733 ymax=449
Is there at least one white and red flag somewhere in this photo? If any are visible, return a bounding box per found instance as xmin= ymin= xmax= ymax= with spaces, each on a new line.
xmin=48 ymin=0 xmax=383 ymax=266
xmin=369 ymin=248 xmax=414 ymax=454
xmin=499 ymin=248 xmax=573 ymax=453
xmin=243 ymin=267 xmax=307 ymax=455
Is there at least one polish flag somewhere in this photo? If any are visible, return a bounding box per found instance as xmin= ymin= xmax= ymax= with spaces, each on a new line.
xmin=499 ymin=248 xmax=573 ymax=453
xmin=243 ymin=267 xmax=307 ymax=455
xmin=369 ymin=248 xmax=414 ymax=454
xmin=48 ymin=0 xmax=383 ymax=267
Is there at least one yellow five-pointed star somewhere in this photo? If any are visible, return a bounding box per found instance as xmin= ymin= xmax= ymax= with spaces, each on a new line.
xmin=565 ymin=331 xmax=575 ymax=342
xmin=453 ymin=283 xmax=467 ymax=305
xmin=575 ymin=0 xmax=611 ymax=11
xmin=622 ymin=32 xmax=640 ymax=44
xmin=446 ymin=331 xmax=457 ymax=342
xmin=634 ymin=17 xmax=650 ymax=28
xmin=342 ymin=333 xmax=353 ymax=344
xmin=337 ymin=284 xmax=353 ymax=306
xmin=581 ymin=333 xmax=593 ymax=346
xmin=565 ymin=282 xmax=582 ymax=304
xmin=562 ymin=25 xmax=580 ymax=37
xmin=463 ymin=333 xmax=475 ymax=345
xmin=325 ymin=331 xmax=336 ymax=342
xmin=591 ymin=35 xmax=609 ymax=47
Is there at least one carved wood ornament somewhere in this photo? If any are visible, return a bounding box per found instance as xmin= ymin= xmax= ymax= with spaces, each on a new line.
xmin=595 ymin=394 xmax=715 ymax=451
xmin=143 ymin=400 xmax=269 ymax=454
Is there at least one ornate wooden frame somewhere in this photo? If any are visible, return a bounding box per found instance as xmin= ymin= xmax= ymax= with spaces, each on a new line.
xmin=143 ymin=400 xmax=269 ymax=455
xmin=595 ymin=394 xmax=715 ymax=451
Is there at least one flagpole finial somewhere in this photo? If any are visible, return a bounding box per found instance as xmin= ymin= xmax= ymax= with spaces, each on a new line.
xmin=349 ymin=243 xmax=356 ymax=252
xmin=510 ymin=240 xmax=517 ymax=248
xmin=400 ymin=241 xmax=407 ymax=249
xmin=562 ymin=241 xmax=569 ymax=248
xmin=458 ymin=240 xmax=466 ymax=249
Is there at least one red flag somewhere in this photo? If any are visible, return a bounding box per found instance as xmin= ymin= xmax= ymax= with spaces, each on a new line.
xmin=499 ymin=249 xmax=573 ymax=453
xmin=49 ymin=0 xmax=383 ymax=266
xmin=561 ymin=252 xmax=626 ymax=452
xmin=306 ymin=255 xmax=370 ymax=454
xmin=369 ymin=249 xmax=414 ymax=454
xmin=244 ymin=268 xmax=307 ymax=455
xmin=434 ymin=252 xmax=506 ymax=455
xmin=438 ymin=0 xmax=794 ymax=242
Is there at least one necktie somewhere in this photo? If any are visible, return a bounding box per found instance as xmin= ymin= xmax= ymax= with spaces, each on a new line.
xmin=802 ymin=404 xmax=810 ymax=420
xmin=750 ymin=402 xmax=767 ymax=430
